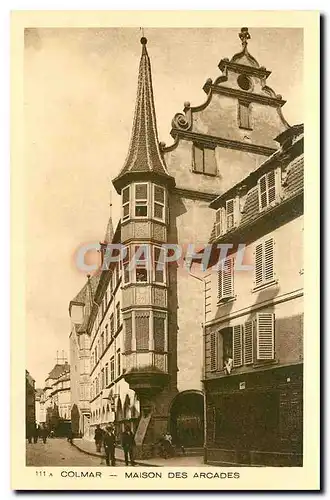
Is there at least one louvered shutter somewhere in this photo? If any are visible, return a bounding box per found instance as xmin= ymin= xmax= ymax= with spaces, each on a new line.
xmin=258 ymin=175 xmax=267 ymax=209
xmin=267 ymin=170 xmax=276 ymax=204
xmin=210 ymin=331 xmax=218 ymax=372
xmin=215 ymin=208 xmax=222 ymax=237
xmin=255 ymin=243 xmax=263 ymax=286
xmin=232 ymin=325 xmax=243 ymax=367
xmin=218 ymin=257 xmax=234 ymax=301
xmin=243 ymin=321 xmax=253 ymax=365
xmin=264 ymin=238 xmax=274 ymax=281
xmin=257 ymin=313 xmax=275 ymax=360
xmin=226 ymin=199 xmax=235 ymax=230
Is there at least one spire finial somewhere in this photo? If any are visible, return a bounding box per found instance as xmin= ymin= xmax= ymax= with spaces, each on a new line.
xmin=239 ymin=27 xmax=251 ymax=49
xmin=140 ymin=27 xmax=147 ymax=46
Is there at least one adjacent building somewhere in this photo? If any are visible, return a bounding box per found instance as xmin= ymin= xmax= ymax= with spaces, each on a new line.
xmin=202 ymin=125 xmax=303 ymax=466
xmin=25 ymin=370 xmax=36 ymax=437
xmin=68 ymin=28 xmax=302 ymax=461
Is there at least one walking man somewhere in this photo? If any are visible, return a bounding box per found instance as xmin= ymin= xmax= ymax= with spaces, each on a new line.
xmin=33 ymin=424 xmax=39 ymax=444
xmin=40 ymin=424 xmax=48 ymax=444
xmin=103 ymin=426 xmax=116 ymax=467
xmin=94 ymin=424 xmax=103 ymax=453
xmin=121 ymin=425 xmax=135 ymax=466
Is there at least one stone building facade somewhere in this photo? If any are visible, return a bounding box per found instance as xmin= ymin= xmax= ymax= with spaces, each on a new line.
xmin=68 ymin=28 xmax=301 ymax=458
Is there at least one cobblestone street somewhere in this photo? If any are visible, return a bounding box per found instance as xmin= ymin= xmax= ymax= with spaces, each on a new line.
xmin=26 ymin=437 xmax=207 ymax=467
xmin=26 ymin=438 xmax=104 ymax=467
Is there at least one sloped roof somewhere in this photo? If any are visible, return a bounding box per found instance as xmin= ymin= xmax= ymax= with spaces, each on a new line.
xmin=46 ymin=363 xmax=70 ymax=381
xmin=112 ymin=38 xmax=174 ymax=192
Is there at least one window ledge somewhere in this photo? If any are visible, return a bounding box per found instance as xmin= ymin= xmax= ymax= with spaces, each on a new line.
xmin=252 ymin=279 xmax=278 ymax=293
xmin=217 ymin=296 xmax=236 ymax=306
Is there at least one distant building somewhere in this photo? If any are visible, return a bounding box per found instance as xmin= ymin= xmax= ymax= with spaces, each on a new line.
xmin=68 ymin=28 xmax=296 ymax=457
xmin=42 ymin=361 xmax=71 ymax=436
xmin=25 ymin=370 xmax=36 ymax=437
xmin=35 ymin=388 xmax=46 ymax=425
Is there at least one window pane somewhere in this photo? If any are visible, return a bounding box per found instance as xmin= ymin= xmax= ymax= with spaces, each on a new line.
xmin=154 ymin=186 xmax=165 ymax=204
xmin=135 ymin=205 xmax=147 ymax=217
xmin=154 ymin=202 xmax=164 ymax=219
xmin=239 ymin=102 xmax=250 ymax=129
xmin=193 ymin=144 xmax=204 ymax=173
xmin=123 ymin=263 xmax=130 ymax=283
xmin=123 ymin=187 xmax=130 ymax=204
xmin=136 ymin=268 xmax=148 ymax=282
xmin=135 ymin=184 xmax=147 ymax=200
xmin=123 ymin=204 xmax=129 ymax=218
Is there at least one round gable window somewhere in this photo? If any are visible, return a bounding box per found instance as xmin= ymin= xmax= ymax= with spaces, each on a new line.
xmin=237 ymin=74 xmax=252 ymax=91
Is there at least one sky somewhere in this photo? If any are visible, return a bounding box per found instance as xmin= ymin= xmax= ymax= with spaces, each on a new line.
xmin=24 ymin=27 xmax=303 ymax=387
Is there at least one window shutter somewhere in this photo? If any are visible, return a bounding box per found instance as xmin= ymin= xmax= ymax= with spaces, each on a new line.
xmin=239 ymin=101 xmax=250 ymax=129
xmin=124 ymin=315 xmax=132 ymax=353
xmin=243 ymin=321 xmax=253 ymax=365
xmin=204 ymin=148 xmax=217 ymax=176
xmin=232 ymin=325 xmax=243 ymax=367
xmin=226 ymin=199 xmax=235 ymax=230
xmin=255 ymin=243 xmax=263 ymax=286
xmin=215 ymin=209 xmax=222 ymax=237
xmin=210 ymin=331 xmax=218 ymax=372
xmin=258 ymin=175 xmax=267 ymax=210
xmin=218 ymin=257 xmax=234 ymax=301
xmin=264 ymin=238 xmax=274 ymax=281
xmin=267 ymin=170 xmax=276 ymax=204
xmin=135 ymin=312 xmax=150 ymax=351
xmin=193 ymin=144 xmax=204 ymax=173
xmin=257 ymin=313 xmax=275 ymax=360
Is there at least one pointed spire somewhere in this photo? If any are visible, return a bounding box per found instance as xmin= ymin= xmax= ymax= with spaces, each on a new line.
xmin=103 ymin=188 xmax=114 ymax=244
xmin=113 ymin=36 xmax=174 ymax=192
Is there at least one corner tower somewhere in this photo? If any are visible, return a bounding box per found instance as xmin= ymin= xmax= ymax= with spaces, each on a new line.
xmin=112 ymin=38 xmax=175 ymax=437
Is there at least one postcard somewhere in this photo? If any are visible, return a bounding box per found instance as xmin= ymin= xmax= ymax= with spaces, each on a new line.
xmin=11 ymin=10 xmax=320 ymax=490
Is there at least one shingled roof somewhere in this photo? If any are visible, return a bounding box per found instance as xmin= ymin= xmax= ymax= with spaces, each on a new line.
xmin=112 ymin=37 xmax=174 ymax=192
xmin=46 ymin=362 xmax=70 ymax=381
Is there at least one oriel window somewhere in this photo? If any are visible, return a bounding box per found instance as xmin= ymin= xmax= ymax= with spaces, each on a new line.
xmin=134 ymin=245 xmax=149 ymax=283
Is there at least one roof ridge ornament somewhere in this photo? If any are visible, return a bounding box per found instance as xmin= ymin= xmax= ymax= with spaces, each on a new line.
xmin=239 ymin=27 xmax=251 ymax=49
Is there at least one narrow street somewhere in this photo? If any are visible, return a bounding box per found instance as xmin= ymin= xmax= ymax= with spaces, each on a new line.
xmin=26 ymin=438 xmax=103 ymax=467
xmin=26 ymin=437 xmax=207 ymax=467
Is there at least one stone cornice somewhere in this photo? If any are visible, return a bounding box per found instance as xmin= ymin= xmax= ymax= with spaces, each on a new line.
xmin=210 ymin=84 xmax=286 ymax=107
xmin=218 ymin=59 xmax=271 ymax=78
xmin=170 ymin=129 xmax=276 ymax=157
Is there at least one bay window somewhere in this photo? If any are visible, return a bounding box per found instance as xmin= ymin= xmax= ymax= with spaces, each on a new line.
xmin=121 ymin=244 xmax=167 ymax=285
xmin=121 ymin=182 xmax=167 ymax=222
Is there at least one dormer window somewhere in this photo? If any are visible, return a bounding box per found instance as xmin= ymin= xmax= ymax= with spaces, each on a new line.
xmin=215 ymin=198 xmax=239 ymax=237
xmin=258 ymin=170 xmax=279 ymax=210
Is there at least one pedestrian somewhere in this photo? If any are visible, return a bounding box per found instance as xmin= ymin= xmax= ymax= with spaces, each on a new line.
xmin=121 ymin=425 xmax=135 ymax=466
xmin=94 ymin=424 xmax=103 ymax=453
xmin=67 ymin=425 xmax=73 ymax=445
xmin=103 ymin=426 xmax=116 ymax=466
xmin=33 ymin=424 xmax=39 ymax=444
xmin=27 ymin=423 xmax=33 ymax=444
xmin=40 ymin=425 xmax=48 ymax=444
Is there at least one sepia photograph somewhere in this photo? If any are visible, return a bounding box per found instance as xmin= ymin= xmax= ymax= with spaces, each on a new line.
xmin=11 ymin=10 xmax=319 ymax=490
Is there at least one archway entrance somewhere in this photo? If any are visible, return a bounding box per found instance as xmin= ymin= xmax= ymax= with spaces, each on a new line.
xmin=170 ymin=391 xmax=204 ymax=448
